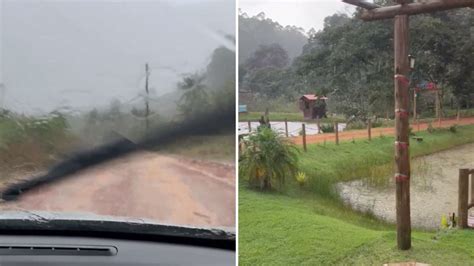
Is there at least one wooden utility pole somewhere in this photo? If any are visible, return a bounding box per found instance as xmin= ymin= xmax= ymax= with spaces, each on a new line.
xmin=145 ymin=63 xmax=150 ymax=133
xmin=342 ymin=0 xmax=473 ymax=250
xmin=394 ymin=14 xmax=411 ymax=249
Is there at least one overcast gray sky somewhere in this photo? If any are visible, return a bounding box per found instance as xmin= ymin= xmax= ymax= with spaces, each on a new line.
xmin=0 ymin=0 xmax=235 ymax=114
xmin=239 ymin=0 xmax=356 ymax=32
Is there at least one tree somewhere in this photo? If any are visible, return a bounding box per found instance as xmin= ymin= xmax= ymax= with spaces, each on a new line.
xmin=206 ymin=44 xmax=236 ymax=90
xmin=240 ymin=127 xmax=299 ymax=190
xmin=294 ymin=8 xmax=473 ymax=119
xmin=244 ymin=43 xmax=290 ymax=71
xmin=239 ymin=12 xmax=307 ymax=61
xmin=177 ymin=73 xmax=210 ymax=118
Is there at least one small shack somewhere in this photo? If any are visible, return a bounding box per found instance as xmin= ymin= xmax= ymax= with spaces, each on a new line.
xmin=299 ymin=94 xmax=328 ymax=120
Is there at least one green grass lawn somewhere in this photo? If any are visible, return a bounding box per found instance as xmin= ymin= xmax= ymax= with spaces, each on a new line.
xmin=239 ymin=125 xmax=474 ymax=265
xmin=239 ymin=188 xmax=474 ymax=265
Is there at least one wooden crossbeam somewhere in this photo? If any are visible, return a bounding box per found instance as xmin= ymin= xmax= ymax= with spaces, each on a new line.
xmin=359 ymin=0 xmax=474 ymax=21
xmin=342 ymin=0 xmax=380 ymax=10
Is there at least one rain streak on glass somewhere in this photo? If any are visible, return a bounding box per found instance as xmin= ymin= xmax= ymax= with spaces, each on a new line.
xmin=0 ymin=0 xmax=235 ymax=230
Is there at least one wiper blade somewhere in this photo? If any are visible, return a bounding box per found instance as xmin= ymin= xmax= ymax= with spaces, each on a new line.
xmin=0 ymin=106 xmax=234 ymax=201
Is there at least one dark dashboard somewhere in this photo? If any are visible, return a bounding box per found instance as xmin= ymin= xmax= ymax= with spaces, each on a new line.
xmin=0 ymin=235 xmax=234 ymax=266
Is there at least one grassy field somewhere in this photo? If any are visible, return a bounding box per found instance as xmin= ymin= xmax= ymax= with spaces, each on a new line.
xmin=239 ymin=125 xmax=474 ymax=265
xmin=239 ymin=188 xmax=474 ymax=265
xmin=161 ymin=133 xmax=235 ymax=162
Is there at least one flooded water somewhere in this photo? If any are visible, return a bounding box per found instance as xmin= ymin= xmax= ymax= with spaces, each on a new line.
xmin=238 ymin=121 xmax=346 ymax=136
xmin=336 ymin=143 xmax=474 ymax=229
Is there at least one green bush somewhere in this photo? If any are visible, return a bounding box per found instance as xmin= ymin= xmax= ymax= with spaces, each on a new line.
xmin=371 ymin=120 xmax=383 ymax=128
xmin=239 ymin=127 xmax=299 ymax=190
xmin=346 ymin=120 xmax=366 ymax=130
xmin=449 ymin=124 xmax=457 ymax=133
xmin=319 ymin=123 xmax=335 ymax=133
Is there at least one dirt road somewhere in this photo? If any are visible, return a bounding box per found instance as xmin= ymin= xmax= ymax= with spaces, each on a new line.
xmin=0 ymin=151 xmax=235 ymax=228
xmin=292 ymin=116 xmax=474 ymax=145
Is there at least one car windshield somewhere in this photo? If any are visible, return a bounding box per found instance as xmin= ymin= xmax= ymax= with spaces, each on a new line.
xmin=0 ymin=0 xmax=235 ymax=231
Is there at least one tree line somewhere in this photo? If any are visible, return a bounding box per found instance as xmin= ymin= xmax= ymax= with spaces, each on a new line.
xmin=239 ymin=3 xmax=473 ymax=120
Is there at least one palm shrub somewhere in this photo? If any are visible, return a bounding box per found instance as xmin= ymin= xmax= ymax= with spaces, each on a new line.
xmin=240 ymin=127 xmax=299 ymax=190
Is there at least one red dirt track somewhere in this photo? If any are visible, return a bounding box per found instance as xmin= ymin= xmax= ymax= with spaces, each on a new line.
xmin=0 ymin=152 xmax=235 ymax=228
xmin=292 ymin=117 xmax=474 ymax=145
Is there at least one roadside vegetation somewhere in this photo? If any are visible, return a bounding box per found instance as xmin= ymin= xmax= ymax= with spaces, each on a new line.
xmin=0 ymin=111 xmax=78 ymax=179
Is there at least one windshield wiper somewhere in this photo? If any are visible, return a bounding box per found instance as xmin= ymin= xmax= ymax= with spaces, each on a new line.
xmin=0 ymin=106 xmax=234 ymax=201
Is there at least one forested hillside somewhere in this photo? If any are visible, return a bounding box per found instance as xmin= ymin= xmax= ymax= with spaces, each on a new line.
xmin=238 ymin=11 xmax=308 ymax=61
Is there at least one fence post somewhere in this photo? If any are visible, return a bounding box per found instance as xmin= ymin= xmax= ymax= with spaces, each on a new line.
xmin=317 ymin=117 xmax=321 ymax=134
xmin=458 ymin=168 xmax=469 ymax=229
xmin=248 ymin=121 xmax=252 ymax=132
xmin=368 ymin=119 xmax=372 ymax=141
xmin=457 ymin=109 xmax=460 ymax=122
xmin=285 ymin=118 xmax=288 ymax=137
xmin=302 ymin=123 xmax=307 ymax=152
xmin=470 ymin=170 xmax=474 ymax=205
xmin=334 ymin=122 xmax=339 ymax=145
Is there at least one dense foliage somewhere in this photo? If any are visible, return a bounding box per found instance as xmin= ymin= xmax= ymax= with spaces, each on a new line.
xmin=240 ymin=7 xmax=473 ymax=119
xmin=239 ymin=11 xmax=308 ymax=61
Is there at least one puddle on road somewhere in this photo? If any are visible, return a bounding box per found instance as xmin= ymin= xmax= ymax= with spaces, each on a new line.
xmin=336 ymin=143 xmax=474 ymax=229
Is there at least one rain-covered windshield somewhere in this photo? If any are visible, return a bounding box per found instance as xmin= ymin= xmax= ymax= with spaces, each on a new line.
xmin=0 ymin=0 xmax=235 ymax=231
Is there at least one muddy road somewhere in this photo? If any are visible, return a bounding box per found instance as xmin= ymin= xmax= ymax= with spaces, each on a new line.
xmin=0 ymin=151 xmax=235 ymax=228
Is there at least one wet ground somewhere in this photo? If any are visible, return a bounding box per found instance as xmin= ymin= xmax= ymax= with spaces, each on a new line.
xmin=337 ymin=143 xmax=474 ymax=229
xmin=0 ymin=151 xmax=235 ymax=228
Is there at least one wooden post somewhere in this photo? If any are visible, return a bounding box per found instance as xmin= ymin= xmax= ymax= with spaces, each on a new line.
xmin=342 ymin=0 xmax=474 ymax=250
xmin=436 ymin=90 xmax=441 ymax=127
xmin=285 ymin=118 xmax=289 ymax=137
xmin=317 ymin=117 xmax=321 ymax=134
xmin=248 ymin=121 xmax=252 ymax=132
xmin=394 ymin=14 xmax=411 ymax=250
xmin=457 ymin=108 xmax=460 ymax=121
xmin=334 ymin=122 xmax=339 ymax=145
xmin=145 ymin=63 xmax=150 ymax=133
xmin=470 ymin=172 xmax=474 ymax=205
xmin=302 ymin=124 xmax=307 ymax=152
xmin=367 ymin=119 xmax=372 ymax=141
xmin=458 ymin=169 xmax=469 ymax=229
xmin=413 ymin=90 xmax=417 ymax=122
